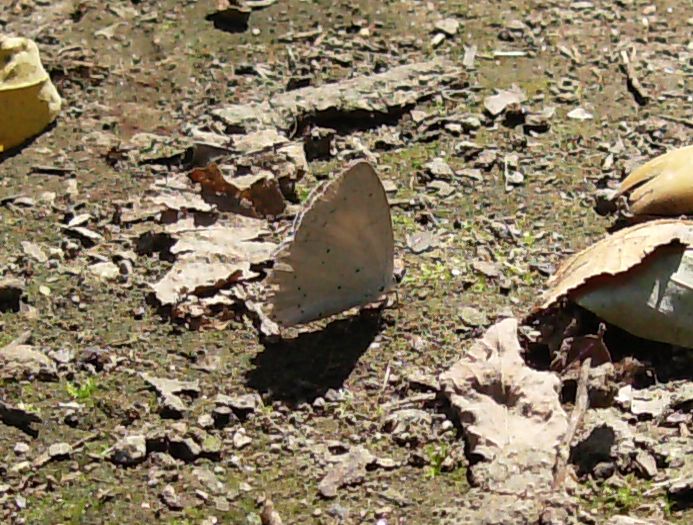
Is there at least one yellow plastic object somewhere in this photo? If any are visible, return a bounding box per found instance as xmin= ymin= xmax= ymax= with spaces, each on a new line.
xmin=617 ymin=145 xmax=693 ymax=216
xmin=0 ymin=36 xmax=62 ymax=153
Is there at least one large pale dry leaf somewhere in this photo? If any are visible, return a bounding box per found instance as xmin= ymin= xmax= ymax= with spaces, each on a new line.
xmin=173 ymin=234 xmax=274 ymax=264
xmin=539 ymin=219 xmax=693 ymax=347
xmin=169 ymin=219 xmax=274 ymax=264
xmin=617 ymin=145 xmax=693 ymax=216
xmin=231 ymin=128 xmax=287 ymax=154
xmin=439 ymin=318 xmax=567 ymax=494
xmin=152 ymin=260 xmax=255 ymax=306
xmin=152 ymin=215 xmax=274 ymax=306
xmin=148 ymin=189 xmax=213 ymax=213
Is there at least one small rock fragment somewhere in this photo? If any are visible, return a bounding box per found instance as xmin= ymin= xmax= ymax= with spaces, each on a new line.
xmin=160 ymin=484 xmax=184 ymax=511
xmin=0 ymin=335 xmax=58 ymax=381
xmin=484 ymin=86 xmax=526 ymax=117
xmin=89 ymin=261 xmax=120 ymax=280
xmin=472 ymin=260 xmax=500 ymax=278
xmin=567 ymin=107 xmax=593 ymax=120
xmin=460 ymin=306 xmax=488 ymax=327
xmin=318 ymin=446 xmax=376 ymax=498
xmin=260 ymin=498 xmax=283 ymax=525
xmin=632 ymin=450 xmax=657 ymax=479
xmin=169 ymin=436 xmax=201 ymax=462
xmin=463 ymin=45 xmax=477 ymax=69
xmin=111 ymin=435 xmax=147 ymax=466
xmin=434 ymin=18 xmax=460 ymax=36
xmin=216 ymin=393 xmax=262 ymax=421
xmin=668 ymin=476 xmax=692 ymax=504
xmin=425 ymin=157 xmax=454 ymax=179
xmin=406 ymin=231 xmax=438 ymax=254
xmin=21 ymin=241 xmax=47 ymax=263
xmin=233 ymin=429 xmax=253 ymax=449
xmin=48 ymin=442 xmax=73 ymax=460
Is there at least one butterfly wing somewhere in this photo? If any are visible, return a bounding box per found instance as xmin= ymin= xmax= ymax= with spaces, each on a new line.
xmin=265 ymin=161 xmax=394 ymax=326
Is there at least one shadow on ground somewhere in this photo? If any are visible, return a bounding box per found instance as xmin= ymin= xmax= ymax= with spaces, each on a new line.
xmin=246 ymin=313 xmax=383 ymax=404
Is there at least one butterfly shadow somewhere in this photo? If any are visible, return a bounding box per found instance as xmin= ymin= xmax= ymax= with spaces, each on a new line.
xmin=246 ymin=313 xmax=384 ymax=405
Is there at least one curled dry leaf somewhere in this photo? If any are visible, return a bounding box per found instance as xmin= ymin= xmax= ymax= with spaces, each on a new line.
xmin=616 ymin=145 xmax=693 ymax=217
xmin=189 ymin=163 xmax=286 ymax=217
xmin=551 ymin=324 xmax=612 ymax=372
xmin=439 ymin=318 xmax=568 ymax=495
xmin=539 ymin=219 xmax=693 ymax=347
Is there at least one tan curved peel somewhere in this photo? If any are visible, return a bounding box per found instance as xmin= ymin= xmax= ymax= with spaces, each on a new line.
xmin=617 ymin=145 xmax=693 ymax=216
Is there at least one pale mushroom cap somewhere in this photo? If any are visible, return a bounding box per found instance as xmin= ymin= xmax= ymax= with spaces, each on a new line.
xmin=539 ymin=219 xmax=693 ymax=347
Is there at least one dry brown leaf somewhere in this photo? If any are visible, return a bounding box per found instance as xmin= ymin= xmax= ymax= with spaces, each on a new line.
xmin=189 ymin=163 xmax=238 ymax=194
xmin=189 ymin=163 xmax=285 ymax=217
xmin=617 ymin=145 xmax=693 ymax=216
xmin=152 ymin=260 xmax=255 ymax=306
xmin=552 ymin=327 xmax=612 ymax=372
xmin=539 ymin=219 xmax=693 ymax=347
xmin=439 ymin=318 xmax=567 ymax=494
xmin=152 ymin=215 xmax=274 ymax=306
xmin=231 ymin=171 xmax=286 ymax=217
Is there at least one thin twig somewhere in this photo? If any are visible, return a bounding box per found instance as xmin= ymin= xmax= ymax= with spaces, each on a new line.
xmin=552 ymin=358 xmax=591 ymax=490
xmin=660 ymin=115 xmax=693 ymax=128
xmin=381 ymin=393 xmax=437 ymax=410
xmin=380 ymin=360 xmax=392 ymax=393
xmin=1 ymin=331 xmax=31 ymax=352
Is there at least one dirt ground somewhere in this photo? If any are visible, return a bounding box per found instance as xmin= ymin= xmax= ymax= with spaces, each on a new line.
xmin=1 ymin=0 xmax=691 ymax=524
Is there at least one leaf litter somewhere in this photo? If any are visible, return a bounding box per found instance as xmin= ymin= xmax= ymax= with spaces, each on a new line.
xmin=0 ymin=0 xmax=692 ymax=524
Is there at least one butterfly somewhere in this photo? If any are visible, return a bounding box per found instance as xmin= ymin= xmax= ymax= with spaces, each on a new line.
xmin=265 ymin=160 xmax=395 ymax=327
